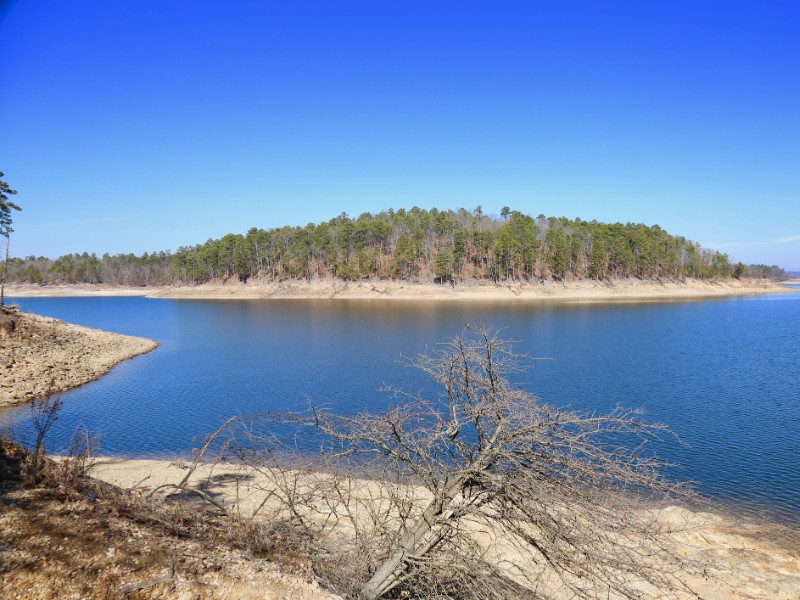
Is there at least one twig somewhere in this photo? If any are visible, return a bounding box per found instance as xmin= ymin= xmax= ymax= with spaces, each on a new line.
xmin=120 ymin=560 xmax=175 ymax=595
xmin=176 ymin=416 xmax=237 ymax=491
xmin=130 ymin=474 xmax=151 ymax=491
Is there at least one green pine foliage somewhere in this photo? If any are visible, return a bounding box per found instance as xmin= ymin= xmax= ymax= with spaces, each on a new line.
xmin=5 ymin=207 xmax=786 ymax=285
xmin=0 ymin=171 xmax=21 ymax=240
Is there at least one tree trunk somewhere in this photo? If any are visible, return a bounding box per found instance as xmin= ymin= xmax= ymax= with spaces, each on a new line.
xmin=362 ymin=479 xmax=462 ymax=599
xmin=361 ymin=495 xmax=444 ymax=599
xmin=0 ymin=237 xmax=9 ymax=307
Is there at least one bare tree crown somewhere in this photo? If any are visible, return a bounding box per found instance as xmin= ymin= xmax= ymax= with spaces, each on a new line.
xmin=226 ymin=327 xmax=696 ymax=599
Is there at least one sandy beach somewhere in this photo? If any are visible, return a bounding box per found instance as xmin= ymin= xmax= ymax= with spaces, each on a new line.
xmin=88 ymin=457 xmax=800 ymax=600
xmin=5 ymin=277 xmax=793 ymax=302
xmin=0 ymin=310 xmax=157 ymax=407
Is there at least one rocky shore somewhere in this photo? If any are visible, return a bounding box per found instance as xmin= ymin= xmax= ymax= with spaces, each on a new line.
xmin=5 ymin=276 xmax=793 ymax=302
xmin=0 ymin=308 xmax=157 ymax=407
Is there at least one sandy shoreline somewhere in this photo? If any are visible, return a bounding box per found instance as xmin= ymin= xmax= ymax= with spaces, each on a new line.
xmin=6 ymin=277 xmax=794 ymax=302
xmin=88 ymin=457 xmax=800 ymax=600
xmin=0 ymin=310 xmax=158 ymax=407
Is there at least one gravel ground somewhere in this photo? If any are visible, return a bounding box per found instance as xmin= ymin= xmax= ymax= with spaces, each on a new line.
xmin=0 ymin=308 xmax=157 ymax=408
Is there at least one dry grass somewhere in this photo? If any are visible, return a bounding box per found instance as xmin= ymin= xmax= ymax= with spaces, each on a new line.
xmin=0 ymin=437 xmax=336 ymax=599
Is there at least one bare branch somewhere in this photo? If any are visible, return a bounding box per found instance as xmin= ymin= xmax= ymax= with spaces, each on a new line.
xmin=223 ymin=326 xmax=699 ymax=599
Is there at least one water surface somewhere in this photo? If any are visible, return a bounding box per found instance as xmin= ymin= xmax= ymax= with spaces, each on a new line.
xmin=3 ymin=291 xmax=799 ymax=526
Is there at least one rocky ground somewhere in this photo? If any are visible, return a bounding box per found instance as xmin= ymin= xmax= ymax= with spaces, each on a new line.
xmin=6 ymin=276 xmax=793 ymax=302
xmin=0 ymin=308 xmax=157 ymax=407
xmin=0 ymin=440 xmax=340 ymax=600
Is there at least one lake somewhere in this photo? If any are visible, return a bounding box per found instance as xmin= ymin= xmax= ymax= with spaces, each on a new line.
xmin=3 ymin=290 xmax=799 ymax=527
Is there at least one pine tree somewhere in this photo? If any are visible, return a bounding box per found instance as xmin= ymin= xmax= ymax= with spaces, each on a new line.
xmin=0 ymin=171 xmax=21 ymax=307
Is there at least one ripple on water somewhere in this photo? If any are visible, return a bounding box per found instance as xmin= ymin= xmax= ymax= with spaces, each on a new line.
xmin=1 ymin=293 xmax=799 ymax=529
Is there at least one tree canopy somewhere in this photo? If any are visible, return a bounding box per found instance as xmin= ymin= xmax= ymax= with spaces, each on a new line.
xmin=5 ymin=207 xmax=785 ymax=286
xmin=1 ymin=170 xmax=21 ymax=306
xmin=0 ymin=171 xmax=21 ymax=239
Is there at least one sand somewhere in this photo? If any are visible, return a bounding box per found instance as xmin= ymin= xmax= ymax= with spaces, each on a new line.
xmin=5 ymin=285 xmax=153 ymax=297
xmin=87 ymin=457 xmax=800 ymax=600
xmin=0 ymin=309 xmax=157 ymax=407
xmin=5 ymin=277 xmax=794 ymax=302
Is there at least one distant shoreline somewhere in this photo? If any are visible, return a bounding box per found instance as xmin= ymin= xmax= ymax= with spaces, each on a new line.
xmin=5 ymin=277 xmax=794 ymax=303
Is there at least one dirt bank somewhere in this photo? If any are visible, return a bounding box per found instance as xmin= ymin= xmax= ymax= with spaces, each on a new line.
xmin=0 ymin=308 xmax=157 ymax=407
xmin=0 ymin=441 xmax=340 ymax=600
xmin=6 ymin=277 xmax=794 ymax=302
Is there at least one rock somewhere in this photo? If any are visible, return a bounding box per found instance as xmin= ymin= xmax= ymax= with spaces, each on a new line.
xmin=0 ymin=312 xmax=157 ymax=407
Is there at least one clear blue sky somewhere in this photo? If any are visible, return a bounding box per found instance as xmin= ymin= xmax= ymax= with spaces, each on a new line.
xmin=1 ymin=1 xmax=798 ymax=269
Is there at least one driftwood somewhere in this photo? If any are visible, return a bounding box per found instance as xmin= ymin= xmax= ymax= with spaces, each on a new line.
xmin=129 ymin=474 xmax=151 ymax=491
xmin=177 ymin=416 xmax=237 ymax=490
xmin=120 ymin=560 xmax=175 ymax=595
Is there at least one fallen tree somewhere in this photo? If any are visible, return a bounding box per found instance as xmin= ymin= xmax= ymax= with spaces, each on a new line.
xmin=224 ymin=326 xmax=699 ymax=599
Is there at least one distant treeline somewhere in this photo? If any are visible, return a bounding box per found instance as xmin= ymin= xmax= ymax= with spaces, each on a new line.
xmin=4 ymin=207 xmax=787 ymax=285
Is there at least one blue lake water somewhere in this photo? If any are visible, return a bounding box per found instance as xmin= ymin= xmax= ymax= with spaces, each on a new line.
xmin=2 ymin=290 xmax=799 ymax=526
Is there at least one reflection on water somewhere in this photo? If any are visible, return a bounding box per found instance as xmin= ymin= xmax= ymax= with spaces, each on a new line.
xmin=2 ymin=291 xmax=800 ymax=528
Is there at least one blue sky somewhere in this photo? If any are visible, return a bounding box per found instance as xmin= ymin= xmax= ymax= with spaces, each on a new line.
xmin=1 ymin=1 xmax=798 ymax=269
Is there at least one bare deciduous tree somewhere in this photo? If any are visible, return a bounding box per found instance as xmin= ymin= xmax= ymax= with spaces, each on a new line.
xmin=224 ymin=327 xmax=698 ymax=599
xmin=28 ymin=391 xmax=63 ymax=474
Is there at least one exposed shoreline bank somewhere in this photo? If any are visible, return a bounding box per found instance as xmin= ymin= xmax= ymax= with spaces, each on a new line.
xmin=5 ymin=277 xmax=794 ymax=302
xmin=88 ymin=456 xmax=800 ymax=599
xmin=0 ymin=310 xmax=158 ymax=407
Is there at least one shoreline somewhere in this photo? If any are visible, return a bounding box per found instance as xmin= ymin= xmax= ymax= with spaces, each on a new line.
xmin=0 ymin=310 xmax=158 ymax=407
xmin=5 ymin=277 xmax=794 ymax=303
xmin=87 ymin=456 xmax=800 ymax=599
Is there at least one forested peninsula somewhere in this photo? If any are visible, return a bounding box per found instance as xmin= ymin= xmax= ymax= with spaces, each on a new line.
xmin=5 ymin=208 xmax=786 ymax=286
